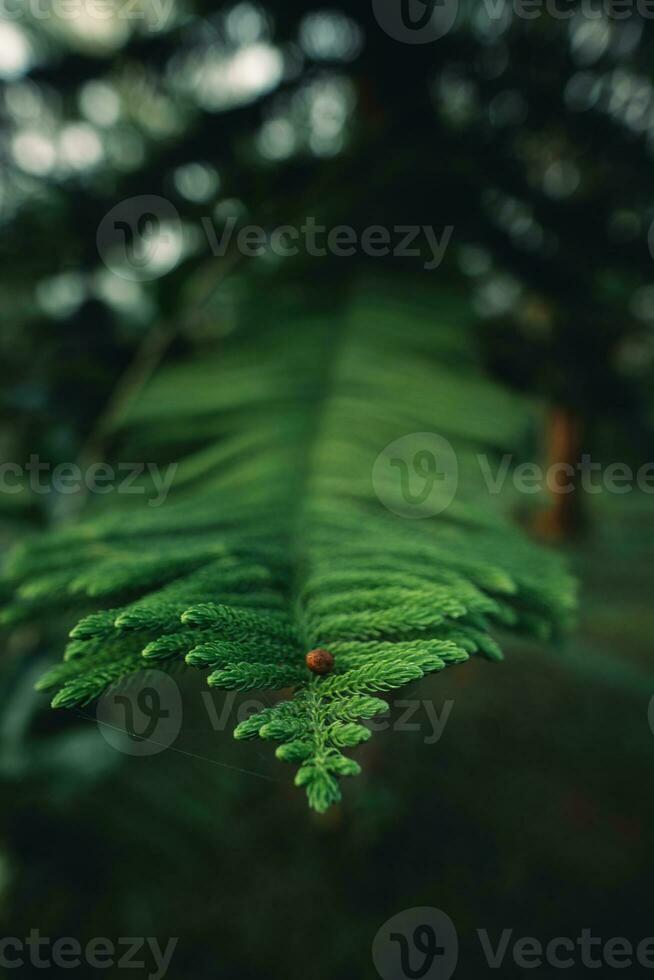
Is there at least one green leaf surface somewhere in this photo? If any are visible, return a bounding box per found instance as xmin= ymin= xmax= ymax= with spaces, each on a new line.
xmin=1 ymin=282 xmax=575 ymax=811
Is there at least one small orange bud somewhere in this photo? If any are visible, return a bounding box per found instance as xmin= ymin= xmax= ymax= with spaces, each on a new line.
xmin=305 ymin=649 xmax=335 ymax=675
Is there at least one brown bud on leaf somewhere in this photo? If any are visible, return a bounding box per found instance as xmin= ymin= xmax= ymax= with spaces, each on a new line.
xmin=305 ymin=649 xmax=335 ymax=676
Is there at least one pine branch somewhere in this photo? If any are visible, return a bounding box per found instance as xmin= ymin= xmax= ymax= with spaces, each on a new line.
xmin=1 ymin=281 xmax=575 ymax=812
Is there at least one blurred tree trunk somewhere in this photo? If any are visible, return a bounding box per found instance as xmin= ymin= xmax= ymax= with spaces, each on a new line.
xmin=533 ymin=405 xmax=585 ymax=541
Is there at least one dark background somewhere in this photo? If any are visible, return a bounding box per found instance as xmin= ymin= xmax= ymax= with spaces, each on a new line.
xmin=1 ymin=1 xmax=654 ymax=977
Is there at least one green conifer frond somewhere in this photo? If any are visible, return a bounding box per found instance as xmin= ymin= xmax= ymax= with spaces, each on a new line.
xmin=1 ymin=283 xmax=575 ymax=811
